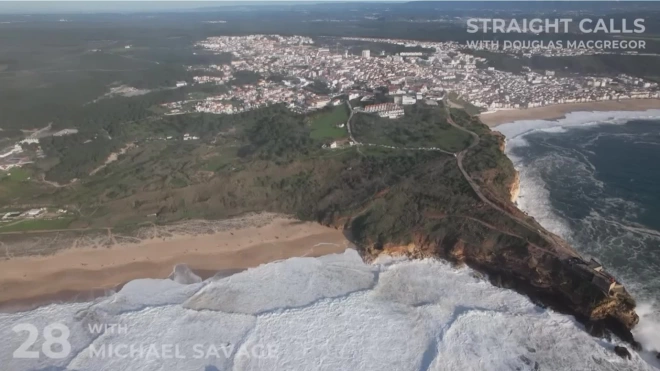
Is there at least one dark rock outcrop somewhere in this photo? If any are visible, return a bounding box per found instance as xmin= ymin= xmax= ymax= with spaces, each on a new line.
xmin=614 ymin=346 xmax=632 ymax=360
xmin=585 ymin=321 xmax=611 ymax=341
xmin=357 ymin=227 xmax=639 ymax=343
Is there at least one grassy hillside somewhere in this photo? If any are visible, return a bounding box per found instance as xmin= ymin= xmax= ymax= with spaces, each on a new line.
xmin=308 ymin=105 xmax=349 ymax=140
xmin=2 ymin=102 xmax=523 ymax=253
xmin=351 ymin=104 xmax=472 ymax=152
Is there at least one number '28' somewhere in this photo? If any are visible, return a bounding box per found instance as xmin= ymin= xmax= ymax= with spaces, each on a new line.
xmin=12 ymin=323 xmax=71 ymax=359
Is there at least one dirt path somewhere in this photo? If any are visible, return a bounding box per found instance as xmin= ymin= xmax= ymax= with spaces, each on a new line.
xmin=444 ymin=106 xmax=578 ymax=258
xmin=89 ymin=142 xmax=135 ymax=176
xmin=39 ymin=173 xmax=77 ymax=188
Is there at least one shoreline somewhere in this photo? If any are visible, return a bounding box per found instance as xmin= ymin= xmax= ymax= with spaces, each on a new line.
xmin=493 ymin=108 xmax=660 ymax=352
xmin=479 ymin=98 xmax=660 ymax=127
xmin=0 ymin=267 xmax=246 ymax=313
xmin=0 ymin=215 xmax=350 ymax=312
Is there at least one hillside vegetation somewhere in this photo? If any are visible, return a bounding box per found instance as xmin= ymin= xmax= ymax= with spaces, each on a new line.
xmin=3 ymin=102 xmax=517 ymax=247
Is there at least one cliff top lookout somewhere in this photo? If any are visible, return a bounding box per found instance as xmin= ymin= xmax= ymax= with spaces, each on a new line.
xmin=565 ymin=257 xmax=625 ymax=297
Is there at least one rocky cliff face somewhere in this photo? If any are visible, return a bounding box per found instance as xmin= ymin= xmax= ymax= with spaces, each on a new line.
xmin=318 ymin=113 xmax=639 ymax=344
xmin=509 ymin=171 xmax=520 ymax=203
xmin=358 ymin=228 xmax=640 ymax=342
xmin=336 ymin=129 xmax=639 ymax=343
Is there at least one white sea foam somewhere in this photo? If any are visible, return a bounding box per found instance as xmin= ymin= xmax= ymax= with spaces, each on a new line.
xmin=497 ymin=108 xmax=660 ymax=366
xmin=184 ymin=251 xmax=378 ymax=314
xmin=496 ymin=109 xmax=660 ymax=145
xmin=1 ymin=249 xmax=657 ymax=371
xmin=168 ymin=264 xmax=203 ymax=285
xmin=497 ymin=108 xmax=660 ymax=241
xmin=510 ymin=153 xmax=574 ymax=239
xmin=635 ymin=303 xmax=660 ymax=352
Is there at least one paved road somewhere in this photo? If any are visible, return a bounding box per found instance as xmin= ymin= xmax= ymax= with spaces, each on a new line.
xmin=345 ymin=101 xmax=358 ymax=144
xmin=444 ymin=107 xmax=578 ymax=258
xmin=350 ymin=101 xmax=571 ymax=257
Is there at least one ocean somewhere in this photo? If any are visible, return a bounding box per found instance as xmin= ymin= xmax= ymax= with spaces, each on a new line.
xmin=2 ymin=250 xmax=656 ymax=371
xmin=498 ymin=109 xmax=660 ymax=366
xmin=501 ymin=111 xmax=660 ymax=303
xmin=1 ymin=110 xmax=660 ymax=370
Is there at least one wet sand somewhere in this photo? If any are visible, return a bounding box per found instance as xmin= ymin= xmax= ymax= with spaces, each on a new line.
xmin=0 ymin=216 xmax=350 ymax=311
xmin=479 ymin=99 xmax=660 ymax=127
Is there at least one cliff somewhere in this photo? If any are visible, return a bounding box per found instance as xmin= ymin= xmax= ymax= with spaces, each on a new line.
xmin=19 ymin=101 xmax=637 ymax=343
xmin=361 ymin=231 xmax=639 ymax=338
xmin=509 ymin=172 xmax=521 ymax=203
xmin=319 ymin=108 xmax=640 ymax=343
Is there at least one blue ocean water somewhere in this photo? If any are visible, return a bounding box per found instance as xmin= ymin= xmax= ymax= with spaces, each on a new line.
xmin=499 ymin=112 xmax=660 ymax=354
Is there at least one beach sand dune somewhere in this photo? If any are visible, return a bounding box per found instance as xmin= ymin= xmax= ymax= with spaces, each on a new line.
xmin=0 ymin=214 xmax=350 ymax=311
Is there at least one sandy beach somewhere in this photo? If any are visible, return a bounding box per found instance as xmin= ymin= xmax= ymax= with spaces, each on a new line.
xmin=479 ymin=99 xmax=660 ymax=127
xmin=0 ymin=214 xmax=350 ymax=311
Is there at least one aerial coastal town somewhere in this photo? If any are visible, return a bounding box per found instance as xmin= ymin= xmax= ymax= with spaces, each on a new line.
xmin=165 ymin=34 xmax=660 ymax=116
xmin=5 ymin=34 xmax=658 ymax=177
xmin=3 ymin=34 xmax=660 ymax=176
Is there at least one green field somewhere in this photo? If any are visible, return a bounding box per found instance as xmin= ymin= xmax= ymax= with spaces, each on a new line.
xmin=351 ymin=103 xmax=473 ymax=153
xmin=0 ymin=168 xmax=39 ymax=203
xmin=0 ymin=168 xmax=31 ymax=182
xmin=0 ymin=218 xmax=74 ymax=233
xmin=202 ymin=148 xmax=239 ymax=172
xmin=309 ymin=105 xmax=350 ymax=140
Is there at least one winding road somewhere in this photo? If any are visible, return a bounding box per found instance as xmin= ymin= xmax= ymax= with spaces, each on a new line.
xmin=346 ymin=99 xmax=577 ymax=258
xmin=345 ymin=101 xmax=455 ymax=155
xmin=444 ymin=106 xmax=578 ymax=258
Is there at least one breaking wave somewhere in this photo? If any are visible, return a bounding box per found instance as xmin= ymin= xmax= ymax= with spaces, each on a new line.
xmin=1 ymin=249 xmax=657 ymax=370
xmin=497 ymin=109 xmax=660 ymax=365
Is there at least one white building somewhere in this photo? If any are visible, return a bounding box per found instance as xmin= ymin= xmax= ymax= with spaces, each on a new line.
xmin=402 ymin=96 xmax=417 ymax=105
xmin=23 ymin=208 xmax=45 ymax=218
xmin=313 ymin=99 xmax=331 ymax=108
xmin=361 ymin=50 xmax=371 ymax=59
xmin=2 ymin=212 xmax=21 ymax=220
xmin=400 ymin=52 xmax=423 ymax=57
xmin=378 ymin=109 xmax=404 ymax=119
xmin=363 ymin=103 xmax=405 ymax=119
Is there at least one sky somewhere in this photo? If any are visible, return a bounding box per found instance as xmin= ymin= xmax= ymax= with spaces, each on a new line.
xmin=2 ymin=1 xmax=404 ymax=14
xmin=0 ymin=0 xmax=647 ymax=14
